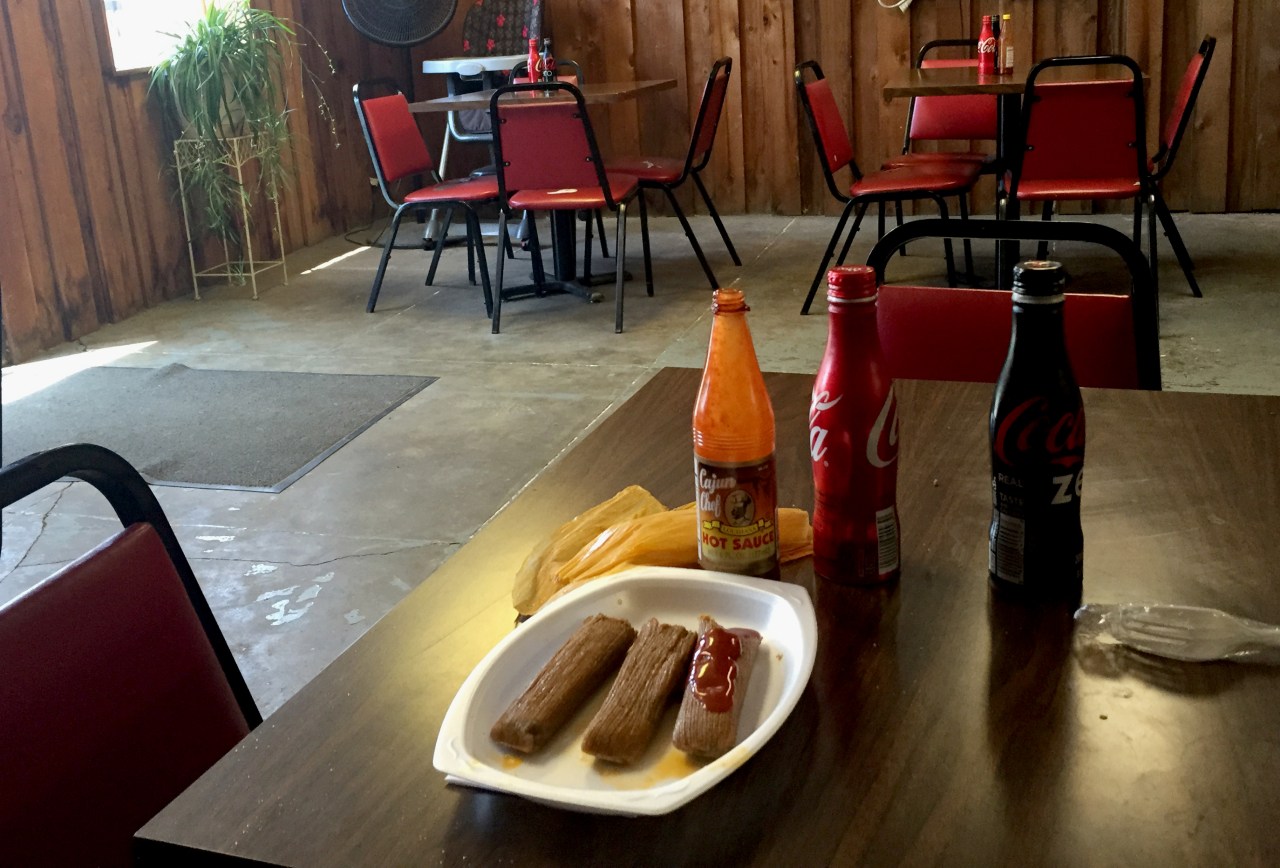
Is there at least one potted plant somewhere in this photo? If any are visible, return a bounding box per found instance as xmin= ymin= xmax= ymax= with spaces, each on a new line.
xmin=149 ymin=1 xmax=335 ymax=246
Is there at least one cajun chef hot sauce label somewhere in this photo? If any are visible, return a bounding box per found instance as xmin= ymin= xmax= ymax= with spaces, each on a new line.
xmin=695 ymin=454 xmax=780 ymax=576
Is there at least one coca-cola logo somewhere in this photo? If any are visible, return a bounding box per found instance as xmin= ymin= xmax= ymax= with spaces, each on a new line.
xmin=809 ymin=390 xmax=841 ymax=463
xmin=993 ymin=397 xmax=1085 ymax=468
xmin=978 ymin=37 xmax=997 ymax=53
xmin=808 ymin=386 xmax=898 ymax=467
xmin=867 ymin=386 xmax=898 ymax=469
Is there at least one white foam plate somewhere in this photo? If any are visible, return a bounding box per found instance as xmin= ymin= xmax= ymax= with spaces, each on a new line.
xmin=433 ymin=567 xmax=817 ymax=816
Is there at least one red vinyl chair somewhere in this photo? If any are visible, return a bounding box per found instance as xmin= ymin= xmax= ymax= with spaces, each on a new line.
xmin=609 ymin=57 xmax=741 ymax=294
xmin=1004 ymin=56 xmax=1156 ymax=293
xmin=354 ymin=79 xmax=499 ymax=315
xmin=882 ymin=40 xmax=1000 ymax=264
xmin=488 ymin=81 xmax=647 ymax=333
xmin=867 ymin=218 xmax=1161 ymax=390
xmin=1148 ymin=36 xmax=1216 ymax=298
xmin=795 ymin=60 xmax=980 ymax=314
xmin=0 ymin=444 xmax=261 ymax=868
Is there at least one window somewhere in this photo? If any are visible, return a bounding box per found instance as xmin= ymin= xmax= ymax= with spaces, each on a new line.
xmin=101 ymin=0 xmax=207 ymax=73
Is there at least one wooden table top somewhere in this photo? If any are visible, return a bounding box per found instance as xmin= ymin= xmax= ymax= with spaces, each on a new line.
xmin=137 ymin=369 xmax=1280 ymax=866
xmin=409 ymin=79 xmax=677 ymax=114
xmin=883 ymin=63 xmax=1148 ymax=98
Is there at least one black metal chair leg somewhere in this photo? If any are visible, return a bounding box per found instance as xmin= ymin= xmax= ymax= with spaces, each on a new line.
xmin=878 ymin=202 xmax=886 ymax=240
xmin=491 ymin=210 xmax=508 ymax=333
xmin=1133 ymin=194 xmax=1144 ymax=250
xmin=1147 ymin=193 xmax=1160 ymax=303
xmin=663 ymin=188 xmax=718 ymax=289
xmin=1037 ymin=201 xmax=1053 ymax=260
xmin=1155 ymin=192 xmax=1202 ymax=297
xmin=614 ymin=203 xmax=627 ymax=333
xmin=692 ymin=173 xmax=740 ymax=265
xmin=895 ymin=200 xmax=906 ymax=257
xmin=465 ymin=220 xmax=477 ymax=286
xmin=596 ymin=210 xmax=610 ymax=257
xmin=426 ymin=207 xmax=453 ymax=286
xmin=801 ymin=202 xmax=855 ymax=315
xmin=835 ymin=202 xmax=868 ymax=267
xmin=527 ymin=216 xmax=547 ymax=290
xmin=637 ymin=191 xmax=654 ymax=296
xmin=367 ymin=205 xmax=409 ymax=313
xmin=583 ymin=209 xmax=594 ymax=273
xmin=959 ymin=195 xmax=974 ymax=278
xmin=934 ymin=197 xmax=957 ymax=287
xmin=467 ymin=209 xmax=494 ymax=317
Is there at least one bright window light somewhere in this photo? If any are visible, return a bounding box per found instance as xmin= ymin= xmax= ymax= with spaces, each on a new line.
xmin=100 ymin=0 xmax=208 ymax=73
xmin=1 ymin=342 xmax=157 ymax=405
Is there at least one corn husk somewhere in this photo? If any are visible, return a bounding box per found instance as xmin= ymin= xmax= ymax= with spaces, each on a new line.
xmin=521 ymin=499 xmax=814 ymax=614
xmin=513 ymin=485 xmax=666 ymax=615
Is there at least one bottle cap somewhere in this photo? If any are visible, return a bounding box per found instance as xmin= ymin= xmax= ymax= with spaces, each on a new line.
xmin=712 ymin=288 xmax=748 ymax=313
xmin=1012 ymin=260 xmax=1066 ymax=303
xmin=826 ymin=265 xmax=877 ymax=303
xmin=982 ymin=14 xmax=991 ymax=22
xmin=1001 ymin=12 xmax=1011 ymax=19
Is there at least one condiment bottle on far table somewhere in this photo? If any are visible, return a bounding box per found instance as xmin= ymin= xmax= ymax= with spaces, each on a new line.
xmin=1000 ymin=13 xmax=1014 ymax=74
xmin=527 ymin=37 xmax=541 ymax=83
xmin=978 ymin=15 xmax=997 ymax=77
xmin=988 ymin=261 xmax=1085 ymax=603
xmin=540 ymin=37 xmax=556 ymax=83
xmin=809 ymin=266 xmax=901 ymax=584
xmin=693 ymin=288 xmax=780 ymax=579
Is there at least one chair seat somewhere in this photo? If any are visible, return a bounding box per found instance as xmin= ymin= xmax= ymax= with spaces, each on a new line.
xmin=606 ymin=155 xmax=683 ymax=184
xmin=881 ymin=151 xmax=995 ymax=170
xmin=1015 ymin=177 xmax=1142 ymax=200
xmin=508 ymin=173 xmax=640 ymax=210
xmin=850 ymin=162 xmax=979 ymax=197
xmin=404 ymin=175 xmax=499 ymax=204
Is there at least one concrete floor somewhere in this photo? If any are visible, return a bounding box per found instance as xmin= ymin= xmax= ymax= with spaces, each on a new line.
xmin=2 ymin=211 xmax=1277 ymax=716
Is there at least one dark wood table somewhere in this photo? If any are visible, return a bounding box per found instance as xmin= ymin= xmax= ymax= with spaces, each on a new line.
xmin=408 ymin=79 xmax=677 ymax=114
xmin=137 ymin=369 xmax=1280 ymax=866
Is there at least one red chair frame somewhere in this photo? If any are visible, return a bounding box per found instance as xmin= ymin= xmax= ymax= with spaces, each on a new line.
xmin=354 ymin=79 xmax=498 ymax=315
xmin=867 ymin=218 xmax=1161 ymax=390
xmin=487 ymin=81 xmax=646 ymax=333
xmin=609 ymin=57 xmax=741 ymax=293
xmin=795 ymin=60 xmax=980 ymax=314
xmin=1 ymin=444 xmax=261 ymax=866
xmin=1148 ymin=36 xmax=1216 ymax=298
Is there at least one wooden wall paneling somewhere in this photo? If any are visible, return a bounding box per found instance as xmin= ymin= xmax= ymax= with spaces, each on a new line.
xmin=6 ymin=0 xmax=101 ymax=345
xmin=739 ymin=0 xmax=798 ymax=213
xmin=846 ymin=0 xmax=877 ymax=220
xmin=59 ymin=0 xmax=148 ymax=316
xmin=792 ymin=0 xmax=850 ymax=215
xmin=872 ymin=3 xmax=910 ymax=218
xmin=698 ymin=0 xmax=747 ymax=218
xmin=630 ymin=0 xmax=689 ymax=215
xmin=0 ymin=1 xmax=62 ymax=360
xmin=1228 ymin=0 xmax=1280 ymax=210
xmin=1181 ymin=0 xmax=1233 ymax=213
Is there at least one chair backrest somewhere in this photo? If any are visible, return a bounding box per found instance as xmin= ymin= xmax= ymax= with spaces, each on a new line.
xmin=1152 ymin=36 xmax=1216 ymax=179
xmin=905 ymin=40 xmax=998 ymax=147
xmin=795 ymin=60 xmax=861 ymax=200
xmin=353 ymin=79 xmax=436 ymax=205
xmin=685 ymin=57 xmax=734 ymax=175
xmin=1010 ymin=55 xmax=1147 ymax=196
xmin=0 ymin=444 xmax=260 ymax=867
xmin=489 ymin=82 xmax=617 ymax=209
xmin=866 ymin=218 xmax=1161 ymax=390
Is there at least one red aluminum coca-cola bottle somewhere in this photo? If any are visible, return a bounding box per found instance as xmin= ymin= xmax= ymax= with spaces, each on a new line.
xmin=988 ymin=260 xmax=1085 ymax=602
xmin=978 ymin=15 xmax=997 ymax=77
xmin=809 ymin=265 xmax=901 ymax=585
xmin=527 ymin=37 xmax=542 ymax=83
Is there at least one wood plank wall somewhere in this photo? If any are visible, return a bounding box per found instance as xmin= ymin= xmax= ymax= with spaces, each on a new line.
xmin=1 ymin=0 xmax=1275 ymax=364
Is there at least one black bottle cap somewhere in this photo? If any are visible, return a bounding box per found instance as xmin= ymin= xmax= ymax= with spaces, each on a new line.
xmin=1012 ymin=260 xmax=1066 ymax=296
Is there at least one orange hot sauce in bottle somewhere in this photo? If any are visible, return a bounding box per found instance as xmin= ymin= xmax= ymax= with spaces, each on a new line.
xmin=693 ymin=288 xmax=780 ymax=579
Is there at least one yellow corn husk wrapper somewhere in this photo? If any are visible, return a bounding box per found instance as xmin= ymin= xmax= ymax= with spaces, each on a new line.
xmin=514 ymin=486 xmax=814 ymax=615
xmin=512 ymin=485 xmax=667 ymax=615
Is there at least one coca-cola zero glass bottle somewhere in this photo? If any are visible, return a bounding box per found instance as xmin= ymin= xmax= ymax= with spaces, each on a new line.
xmin=988 ymin=260 xmax=1085 ymax=602
xmin=809 ymin=265 xmax=901 ymax=584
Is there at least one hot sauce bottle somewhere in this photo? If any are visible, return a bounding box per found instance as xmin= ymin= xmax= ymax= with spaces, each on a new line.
xmin=693 ymin=288 xmax=780 ymax=579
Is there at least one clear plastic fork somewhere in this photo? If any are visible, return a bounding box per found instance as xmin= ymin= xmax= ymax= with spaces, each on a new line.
xmin=1074 ymin=603 xmax=1280 ymax=663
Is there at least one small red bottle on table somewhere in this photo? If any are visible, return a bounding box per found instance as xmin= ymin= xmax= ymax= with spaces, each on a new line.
xmin=978 ymin=15 xmax=997 ymax=77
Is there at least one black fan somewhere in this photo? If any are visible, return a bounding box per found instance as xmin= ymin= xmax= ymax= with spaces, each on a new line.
xmin=341 ymin=0 xmax=457 ymax=48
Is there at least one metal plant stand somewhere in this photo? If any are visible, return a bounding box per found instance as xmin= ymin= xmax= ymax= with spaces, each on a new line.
xmin=174 ymin=134 xmax=287 ymax=300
